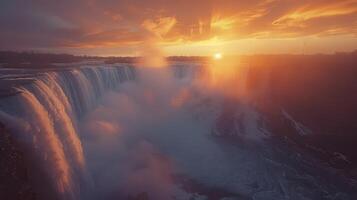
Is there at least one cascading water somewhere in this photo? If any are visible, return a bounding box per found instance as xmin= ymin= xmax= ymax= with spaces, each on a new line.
xmin=0 ymin=64 xmax=135 ymax=200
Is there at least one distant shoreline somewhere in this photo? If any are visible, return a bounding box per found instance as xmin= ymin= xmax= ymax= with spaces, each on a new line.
xmin=1 ymin=50 xmax=357 ymax=68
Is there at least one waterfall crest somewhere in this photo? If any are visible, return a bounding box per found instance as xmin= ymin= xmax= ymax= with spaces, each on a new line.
xmin=0 ymin=64 xmax=135 ymax=200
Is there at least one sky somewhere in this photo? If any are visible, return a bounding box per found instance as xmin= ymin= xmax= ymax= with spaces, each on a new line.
xmin=1 ymin=0 xmax=357 ymax=56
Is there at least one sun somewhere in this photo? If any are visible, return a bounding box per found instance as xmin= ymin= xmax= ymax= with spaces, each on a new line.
xmin=213 ymin=53 xmax=222 ymax=60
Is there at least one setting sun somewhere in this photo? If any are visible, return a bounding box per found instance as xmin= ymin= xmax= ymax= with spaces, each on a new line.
xmin=213 ymin=53 xmax=223 ymax=60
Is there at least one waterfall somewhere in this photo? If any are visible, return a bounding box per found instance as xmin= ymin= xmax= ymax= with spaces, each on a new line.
xmin=0 ymin=64 xmax=135 ymax=200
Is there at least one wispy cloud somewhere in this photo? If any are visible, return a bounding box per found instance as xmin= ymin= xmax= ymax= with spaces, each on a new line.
xmin=0 ymin=0 xmax=356 ymax=54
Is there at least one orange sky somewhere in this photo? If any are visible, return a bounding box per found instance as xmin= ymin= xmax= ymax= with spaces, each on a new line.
xmin=1 ymin=0 xmax=357 ymax=56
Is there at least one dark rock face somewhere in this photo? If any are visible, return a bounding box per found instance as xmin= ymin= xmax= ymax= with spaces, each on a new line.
xmin=244 ymin=53 xmax=357 ymax=170
xmin=0 ymin=123 xmax=36 ymax=200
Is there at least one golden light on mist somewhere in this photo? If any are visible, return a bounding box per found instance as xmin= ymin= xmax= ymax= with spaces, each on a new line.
xmin=196 ymin=55 xmax=251 ymax=101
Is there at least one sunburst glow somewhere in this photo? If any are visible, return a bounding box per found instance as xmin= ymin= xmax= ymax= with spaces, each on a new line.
xmin=213 ymin=53 xmax=223 ymax=60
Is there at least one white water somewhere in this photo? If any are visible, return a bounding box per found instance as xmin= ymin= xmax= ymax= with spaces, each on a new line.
xmin=0 ymin=64 xmax=135 ymax=200
xmin=0 ymin=63 xmax=353 ymax=200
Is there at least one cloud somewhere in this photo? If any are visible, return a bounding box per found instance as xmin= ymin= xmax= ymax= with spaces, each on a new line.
xmin=142 ymin=17 xmax=177 ymax=38
xmin=0 ymin=0 xmax=356 ymax=54
xmin=270 ymin=0 xmax=357 ymax=36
